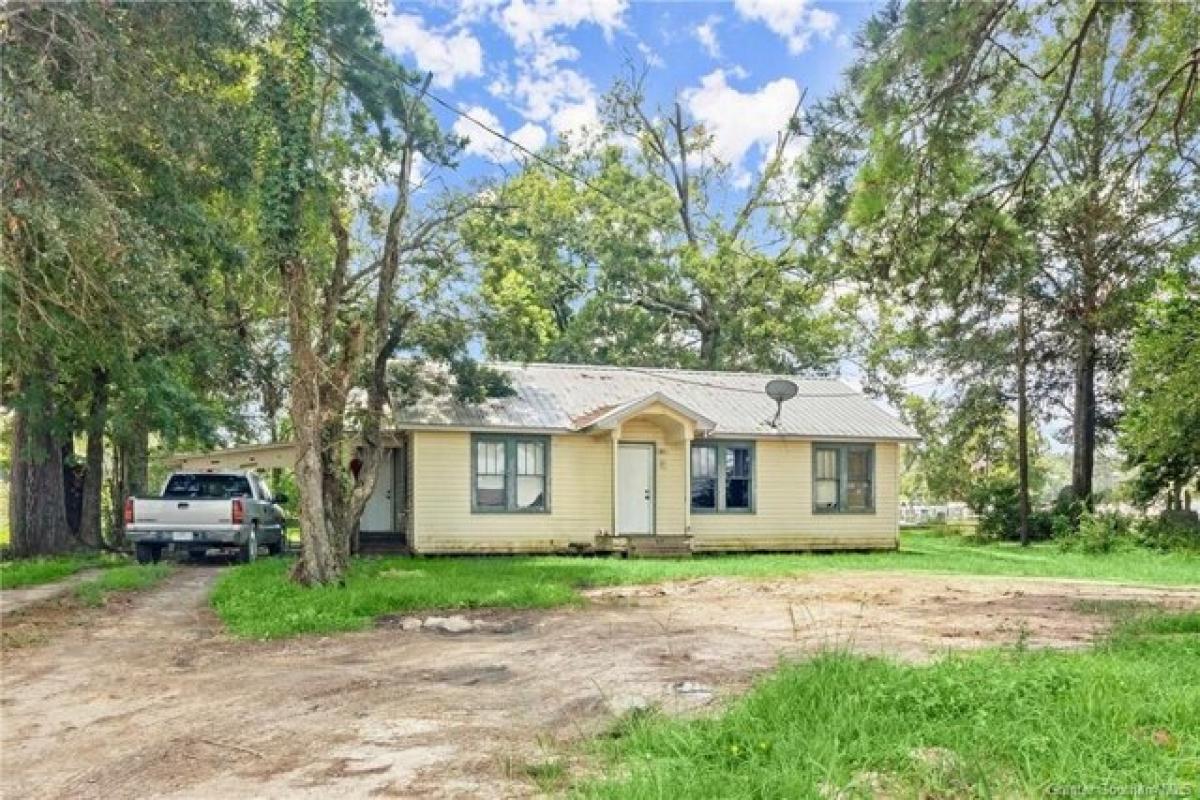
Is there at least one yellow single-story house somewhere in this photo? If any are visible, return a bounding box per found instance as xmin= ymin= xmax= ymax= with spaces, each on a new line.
xmin=171 ymin=363 xmax=918 ymax=555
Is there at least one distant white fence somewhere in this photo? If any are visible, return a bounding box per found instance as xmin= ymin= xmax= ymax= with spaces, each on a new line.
xmin=900 ymin=502 xmax=977 ymax=527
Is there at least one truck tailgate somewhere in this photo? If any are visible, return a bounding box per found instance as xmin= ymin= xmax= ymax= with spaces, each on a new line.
xmin=132 ymin=498 xmax=236 ymax=527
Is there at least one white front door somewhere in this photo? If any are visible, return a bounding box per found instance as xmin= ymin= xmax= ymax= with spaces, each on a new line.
xmin=617 ymin=443 xmax=654 ymax=535
xmin=360 ymin=450 xmax=394 ymax=532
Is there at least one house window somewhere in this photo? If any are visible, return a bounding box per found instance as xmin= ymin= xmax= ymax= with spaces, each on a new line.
xmin=691 ymin=441 xmax=754 ymax=512
xmin=813 ymin=443 xmax=874 ymax=513
xmin=691 ymin=445 xmax=717 ymax=510
xmin=472 ymin=435 xmax=549 ymax=512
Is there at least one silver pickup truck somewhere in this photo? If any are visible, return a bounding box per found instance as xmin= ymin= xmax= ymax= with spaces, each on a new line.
xmin=125 ymin=471 xmax=288 ymax=564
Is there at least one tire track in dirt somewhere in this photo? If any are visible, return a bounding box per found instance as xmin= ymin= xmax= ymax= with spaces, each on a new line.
xmin=2 ymin=569 xmax=1197 ymax=799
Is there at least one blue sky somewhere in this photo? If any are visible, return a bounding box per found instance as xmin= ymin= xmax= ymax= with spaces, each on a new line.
xmin=378 ymin=1 xmax=882 ymax=183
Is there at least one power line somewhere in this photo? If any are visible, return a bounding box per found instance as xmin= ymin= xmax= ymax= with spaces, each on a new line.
xmin=618 ymin=366 xmax=860 ymax=398
xmin=410 ymin=77 xmax=684 ymax=234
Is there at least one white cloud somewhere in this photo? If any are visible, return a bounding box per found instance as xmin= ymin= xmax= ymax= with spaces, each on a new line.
xmin=732 ymin=0 xmax=837 ymax=54
xmin=452 ymin=105 xmax=504 ymax=158
xmin=508 ymin=68 xmax=593 ymax=122
xmin=682 ymin=69 xmax=803 ymax=180
xmin=637 ymin=40 xmax=665 ymax=68
xmin=481 ymin=0 xmax=627 ymax=142
xmin=693 ymin=16 xmax=721 ymax=59
xmin=452 ymin=104 xmax=548 ymax=162
xmin=490 ymin=63 xmax=602 ymax=140
xmin=375 ymin=10 xmax=483 ymax=89
xmin=509 ymin=122 xmax=549 ymax=152
xmin=453 ymin=0 xmax=505 ymax=24
xmin=498 ymin=0 xmax=628 ymax=49
xmin=550 ymin=97 xmax=600 ymax=138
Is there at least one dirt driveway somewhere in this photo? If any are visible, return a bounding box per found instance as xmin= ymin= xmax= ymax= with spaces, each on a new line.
xmin=2 ymin=567 xmax=1197 ymax=799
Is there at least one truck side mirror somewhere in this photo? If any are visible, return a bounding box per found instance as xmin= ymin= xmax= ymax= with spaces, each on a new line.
xmin=274 ymin=493 xmax=288 ymax=505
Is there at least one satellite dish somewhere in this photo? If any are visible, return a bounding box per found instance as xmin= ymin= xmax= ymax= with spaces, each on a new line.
xmin=765 ymin=379 xmax=799 ymax=428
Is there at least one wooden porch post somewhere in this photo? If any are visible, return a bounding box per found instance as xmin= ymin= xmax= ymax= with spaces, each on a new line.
xmin=682 ymin=427 xmax=692 ymax=535
xmin=610 ymin=428 xmax=619 ymax=536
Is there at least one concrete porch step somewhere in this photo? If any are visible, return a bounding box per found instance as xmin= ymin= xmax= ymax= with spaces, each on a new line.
xmin=358 ymin=532 xmax=409 ymax=556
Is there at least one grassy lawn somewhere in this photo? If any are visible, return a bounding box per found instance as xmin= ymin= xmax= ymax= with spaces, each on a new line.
xmin=212 ymin=529 xmax=1200 ymax=639
xmin=577 ymin=611 xmax=1200 ymax=798
xmin=74 ymin=563 xmax=174 ymax=607
xmin=0 ymin=553 xmax=124 ymax=589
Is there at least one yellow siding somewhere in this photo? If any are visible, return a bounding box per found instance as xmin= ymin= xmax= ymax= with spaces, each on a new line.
xmin=616 ymin=418 xmax=687 ymax=536
xmin=689 ymin=440 xmax=899 ymax=551
xmin=409 ymin=428 xmax=899 ymax=554
xmin=410 ymin=430 xmax=611 ymax=553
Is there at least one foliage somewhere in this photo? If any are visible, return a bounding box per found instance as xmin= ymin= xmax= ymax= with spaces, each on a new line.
xmin=580 ymin=612 xmax=1200 ymax=798
xmin=969 ymin=475 xmax=1057 ymax=543
xmin=211 ymin=530 xmax=1200 ymax=639
xmin=1120 ymin=272 xmax=1200 ymax=507
xmin=2 ymin=2 xmax=267 ymax=552
xmin=827 ymin=0 xmax=1200 ymax=507
xmin=253 ymin=0 xmax=470 ymax=584
xmin=901 ymin=391 xmax=1047 ymax=506
xmin=0 ymin=554 xmax=117 ymax=589
xmin=1058 ymin=511 xmax=1135 ymax=554
xmin=462 ymin=67 xmax=848 ymax=371
xmin=1134 ymin=515 xmax=1200 ymax=554
xmin=1054 ymin=511 xmax=1199 ymax=555
xmin=74 ymin=563 xmax=173 ymax=607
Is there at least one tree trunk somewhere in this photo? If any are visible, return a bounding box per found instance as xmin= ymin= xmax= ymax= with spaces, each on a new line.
xmin=1070 ymin=327 xmax=1097 ymax=510
xmin=698 ymin=315 xmax=720 ymax=369
xmin=1016 ymin=289 xmax=1031 ymax=546
xmin=62 ymin=440 xmax=84 ymax=539
xmin=285 ymin=256 xmax=345 ymax=586
xmin=8 ymin=390 xmax=73 ymax=557
xmin=79 ymin=369 xmax=108 ymax=548
xmin=126 ymin=420 xmax=149 ymax=500
xmin=108 ymin=419 xmax=148 ymax=547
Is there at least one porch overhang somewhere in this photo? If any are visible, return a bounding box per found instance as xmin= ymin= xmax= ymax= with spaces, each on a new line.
xmin=576 ymin=392 xmax=716 ymax=434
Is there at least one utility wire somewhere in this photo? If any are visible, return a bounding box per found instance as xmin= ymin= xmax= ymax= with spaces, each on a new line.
xmin=414 ymin=79 xmax=682 ymax=234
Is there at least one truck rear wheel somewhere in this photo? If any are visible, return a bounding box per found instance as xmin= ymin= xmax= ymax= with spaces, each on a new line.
xmin=267 ymin=529 xmax=287 ymax=556
xmin=239 ymin=529 xmax=258 ymax=564
xmin=135 ymin=542 xmax=161 ymax=565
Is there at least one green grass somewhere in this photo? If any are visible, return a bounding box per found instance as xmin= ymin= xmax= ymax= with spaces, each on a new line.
xmin=0 ymin=553 xmax=121 ymax=589
xmin=74 ymin=563 xmax=174 ymax=607
xmin=211 ymin=530 xmax=1200 ymax=640
xmin=578 ymin=612 xmax=1200 ymax=798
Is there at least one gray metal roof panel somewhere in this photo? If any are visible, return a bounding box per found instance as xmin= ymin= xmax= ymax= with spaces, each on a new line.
xmin=392 ymin=362 xmax=918 ymax=441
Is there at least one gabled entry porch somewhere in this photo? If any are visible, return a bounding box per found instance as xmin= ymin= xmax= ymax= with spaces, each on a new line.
xmin=580 ymin=393 xmax=715 ymax=555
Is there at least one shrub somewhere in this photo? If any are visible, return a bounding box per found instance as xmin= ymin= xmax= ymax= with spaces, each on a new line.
xmin=1058 ymin=511 xmax=1134 ymax=554
xmin=969 ymin=476 xmax=1019 ymax=540
xmin=969 ymin=477 xmax=1056 ymax=542
xmin=1134 ymin=514 xmax=1200 ymax=553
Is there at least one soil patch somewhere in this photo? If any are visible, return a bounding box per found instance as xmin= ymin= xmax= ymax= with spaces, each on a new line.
xmin=2 ymin=569 xmax=1197 ymax=798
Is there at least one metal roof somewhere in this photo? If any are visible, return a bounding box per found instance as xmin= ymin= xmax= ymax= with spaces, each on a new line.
xmin=393 ymin=363 xmax=919 ymax=441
